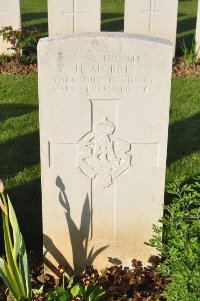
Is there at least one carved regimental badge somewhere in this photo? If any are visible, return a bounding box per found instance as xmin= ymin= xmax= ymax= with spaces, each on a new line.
xmin=78 ymin=119 xmax=132 ymax=188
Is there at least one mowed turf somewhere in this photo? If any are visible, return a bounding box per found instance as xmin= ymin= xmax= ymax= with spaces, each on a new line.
xmin=0 ymin=76 xmax=41 ymax=249
xmin=0 ymin=0 xmax=199 ymax=249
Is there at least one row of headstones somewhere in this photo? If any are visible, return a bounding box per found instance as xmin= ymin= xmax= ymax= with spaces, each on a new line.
xmin=0 ymin=0 xmax=21 ymax=54
xmin=1 ymin=0 xmax=200 ymax=56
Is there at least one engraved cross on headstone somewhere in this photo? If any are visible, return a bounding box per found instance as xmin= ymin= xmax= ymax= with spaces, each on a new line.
xmin=62 ymin=0 xmax=85 ymax=33
xmin=49 ymin=98 xmax=159 ymax=243
xmin=142 ymin=0 xmax=160 ymax=31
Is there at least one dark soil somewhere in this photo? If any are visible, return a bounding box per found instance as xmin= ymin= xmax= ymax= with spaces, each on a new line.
xmin=0 ymin=254 xmax=169 ymax=301
xmin=0 ymin=57 xmax=200 ymax=77
xmin=173 ymin=56 xmax=200 ymax=77
xmin=0 ymin=60 xmax=37 ymax=75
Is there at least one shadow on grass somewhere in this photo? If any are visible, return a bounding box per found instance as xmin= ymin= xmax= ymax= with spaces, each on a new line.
xmin=9 ymin=178 xmax=42 ymax=250
xmin=22 ymin=22 xmax=48 ymax=35
xmin=177 ymin=17 xmax=197 ymax=35
xmin=165 ymin=112 xmax=200 ymax=204
xmin=0 ymin=128 xmax=41 ymax=251
xmin=102 ymin=12 xmax=124 ymax=21
xmin=101 ymin=13 xmax=124 ymax=31
xmin=22 ymin=12 xmax=48 ymax=23
xmin=177 ymin=13 xmax=187 ymax=18
xmin=0 ymin=178 xmax=42 ymax=253
xmin=167 ymin=112 xmax=200 ymax=166
xmin=0 ymin=103 xmax=38 ymax=123
xmin=22 ymin=11 xmax=48 ymax=34
xmin=176 ymin=16 xmax=197 ymax=56
xmin=0 ymin=131 xmax=40 ymax=180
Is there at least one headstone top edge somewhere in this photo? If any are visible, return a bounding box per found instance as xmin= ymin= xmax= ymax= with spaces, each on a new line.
xmin=38 ymin=32 xmax=173 ymax=48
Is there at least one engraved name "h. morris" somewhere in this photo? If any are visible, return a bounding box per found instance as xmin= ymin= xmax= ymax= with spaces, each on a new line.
xmin=75 ymin=64 xmax=133 ymax=74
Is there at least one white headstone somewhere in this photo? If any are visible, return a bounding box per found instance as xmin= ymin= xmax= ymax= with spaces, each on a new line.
xmin=124 ymin=0 xmax=178 ymax=54
xmin=48 ymin=0 xmax=101 ymax=36
xmin=196 ymin=0 xmax=200 ymax=57
xmin=0 ymin=0 xmax=21 ymax=54
xmin=38 ymin=33 xmax=173 ymax=274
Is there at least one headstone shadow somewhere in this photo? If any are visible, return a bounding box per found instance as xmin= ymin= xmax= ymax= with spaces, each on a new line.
xmin=177 ymin=16 xmax=197 ymax=35
xmin=43 ymin=176 xmax=108 ymax=275
xmin=167 ymin=112 xmax=200 ymax=166
xmin=0 ymin=131 xmax=40 ymax=180
xmin=22 ymin=12 xmax=48 ymax=23
xmin=0 ymin=103 xmax=37 ymax=123
xmin=101 ymin=13 xmax=124 ymax=31
xmin=176 ymin=16 xmax=197 ymax=55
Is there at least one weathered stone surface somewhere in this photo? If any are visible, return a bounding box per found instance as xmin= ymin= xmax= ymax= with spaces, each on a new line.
xmin=0 ymin=0 xmax=21 ymax=54
xmin=48 ymin=0 xmax=101 ymax=36
xmin=38 ymin=33 xmax=173 ymax=274
xmin=196 ymin=0 xmax=200 ymax=57
xmin=124 ymin=0 xmax=178 ymax=54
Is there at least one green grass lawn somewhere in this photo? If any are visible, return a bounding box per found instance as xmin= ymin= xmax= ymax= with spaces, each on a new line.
xmin=0 ymin=0 xmax=199 ymax=250
xmin=167 ymin=77 xmax=200 ymax=183
xmin=0 ymin=76 xmax=42 ymax=249
xmin=177 ymin=0 xmax=199 ymax=54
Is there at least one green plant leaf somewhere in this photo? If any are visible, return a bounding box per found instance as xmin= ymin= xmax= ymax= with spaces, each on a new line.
xmin=67 ymin=276 xmax=74 ymax=289
xmin=2 ymin=213 xmax=24 ymax=297
xmin=18 ymin=237 xmax=32 ymax=299
xmin=0 ymin=194 xmax=32 ymax=300
xmin=71 ymin=284 xmax=80 ymax=297
xmin=0 ymin=258 xmax=19 ymax=301
xmin=60 ymin=294 xmax=70 ymax=301
xmin=7 ymin=195 xmax=21 ymax=261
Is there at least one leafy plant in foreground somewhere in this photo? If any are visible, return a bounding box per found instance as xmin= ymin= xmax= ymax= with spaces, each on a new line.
xmin=45 ymin=280 xmax=104 ymax=301
xmin=0 ymin=180 xmax=32 ymax=301
xmin=44 ymin=266 xmax=105 ymax=301
xmin=33 ymin=265 xmax=105 ymax=301
xmin=146 ymin=177 xmax=200 ymax=301
xmin=0 ymin=26 xmax=40 ymax=64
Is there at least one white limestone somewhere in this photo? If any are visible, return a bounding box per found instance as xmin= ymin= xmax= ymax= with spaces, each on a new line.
xmin=38 ymin=33 xmax=173 ymax=274
xmin=0 ymin=0 xmax=21 ymax=54
xmin=124 ymin=0 xmax=178 ymax=54
xmin=196 ymin=0 xmax=200 ymax=57
xmin=48 ymin=0 xmax=101 ymax=36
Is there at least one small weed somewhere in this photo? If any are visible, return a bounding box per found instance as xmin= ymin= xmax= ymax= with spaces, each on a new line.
xmin=180 ymin=38 xmax=198 ymax=68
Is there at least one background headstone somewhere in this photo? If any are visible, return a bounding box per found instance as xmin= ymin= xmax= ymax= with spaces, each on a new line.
xmin=0 ymin=0 xmax=21 ymax=54
xmin=124 ymin=0 xmax=178 ymax=54
xmin=38 ymin=33 xmax=173 ymax=274
xmin=48 ymin=0 xmax=101 ymax=36
xmin=196 ymin=0 xmax=200 ymax=57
